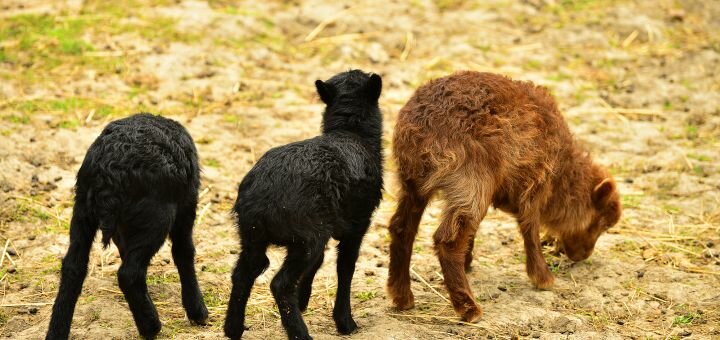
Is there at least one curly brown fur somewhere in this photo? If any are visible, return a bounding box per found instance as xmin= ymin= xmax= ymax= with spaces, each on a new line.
xmin=386 ymin=71 xmax=621 ymax=322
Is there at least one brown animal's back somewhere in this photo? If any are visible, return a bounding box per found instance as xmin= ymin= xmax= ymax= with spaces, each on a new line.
xmin=393 ymin=71 xmax=580 ymax=205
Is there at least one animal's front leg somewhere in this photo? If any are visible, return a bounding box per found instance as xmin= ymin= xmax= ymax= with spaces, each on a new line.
xmin=520 ymin=218 xmax=555 ymax=289
xmin=333 ymin=234 xmax=364 ymax=334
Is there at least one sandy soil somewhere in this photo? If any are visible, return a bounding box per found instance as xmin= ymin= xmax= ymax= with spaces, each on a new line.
xmin=0 ymin=0 xmax=718 ymax=339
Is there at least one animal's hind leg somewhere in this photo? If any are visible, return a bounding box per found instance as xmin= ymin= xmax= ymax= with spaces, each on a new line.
xmin=434 ymin=208 xmax=483 ymax=322
xmin=271 ymin=239 xmax=327 ymax=340
xmin=387 ymin=179 xmax=429 ymax=311
xmin=46 ymin=205 xmax=98 ymax=340
xmin=433 ymin=171 xmax=491 ymax=323
xmin=170 ymin=203 xmax=208 ymax=325
xmin=224 ymin=241 xmax=269 ymax=340
xmin=117 ymin=206 xmax=173 ymax=339
xmin=465 ymin=231 xmax=477 ymax=272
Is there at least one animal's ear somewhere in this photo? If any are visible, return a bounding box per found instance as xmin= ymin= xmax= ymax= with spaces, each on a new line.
xmin=592 ymin=178 xmax=615 ymax=206
xmin=363 ymin=73 xmax=382 ymax=102
xmin=315 ymin=80 xmax=336 ymax=104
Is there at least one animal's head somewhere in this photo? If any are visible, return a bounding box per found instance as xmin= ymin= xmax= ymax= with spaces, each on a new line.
xmin=316 ymin=70 xmax=382 ymax=135
xmin=558 ymin=174 xmax=622 ymax=262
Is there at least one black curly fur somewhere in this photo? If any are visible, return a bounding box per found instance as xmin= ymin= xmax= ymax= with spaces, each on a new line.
xmin=46 ymin=113 xmax=208 ymax=340
xmin=224 ymin=70 xmax=384 ymax=340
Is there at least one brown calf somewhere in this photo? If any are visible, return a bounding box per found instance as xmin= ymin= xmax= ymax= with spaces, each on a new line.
xmin=386 ymin=71 xmax=621 ymax=322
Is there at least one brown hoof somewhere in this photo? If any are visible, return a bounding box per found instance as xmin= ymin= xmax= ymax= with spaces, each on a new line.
xmin=460 ymin=304 xmax=483 ymax=323
xmin=391 ymin=294 xmax=415 ymax=310
xmin=531 ymin=273 xmax=555 ymax=290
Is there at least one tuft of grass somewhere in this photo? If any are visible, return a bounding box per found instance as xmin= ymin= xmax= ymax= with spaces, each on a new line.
xmin=673 ymin=312 xmax=697 ymax=326
xmin=146 ymin=272 xmax=180 ymax=285
xmin=204 ymin=159 xmax=221 ymax=168
xmin=2 ymin=114 xmax=30 ymax=124
xmin=203 ymin=286 xmax=228 ymax=308
xmin=621 ymin=195 xmax=642 ymax=209
xmin=685 ymin=124 xmax=698 ymax=140
xmin=355 ymin=291 xmax=376 ymax=302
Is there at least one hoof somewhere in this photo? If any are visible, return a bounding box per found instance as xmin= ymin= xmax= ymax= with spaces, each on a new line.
xmin=335 ymin=316 xmax=358 ymax=335
xmin=389 ymin=291 xmax=415 ymax=310
xmin=460 ymin=304 xmax=483 ymax=323
xmin=188 ymin=305 xmax=209 ymax=325
xmin=531 ymin=273 xmax=555 ymax=290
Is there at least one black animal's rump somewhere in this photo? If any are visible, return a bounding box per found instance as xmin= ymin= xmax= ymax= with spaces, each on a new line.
xmin=46 ymin=113 xmax=208 ymax=340
xmin=224 ymin=70 xmax=384 ymax=340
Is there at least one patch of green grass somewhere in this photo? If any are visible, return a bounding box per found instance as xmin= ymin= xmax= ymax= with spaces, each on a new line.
xmin=40 ymin=254 xmax=62 ymax=274
xmin=2 ymin=114 xmax=30 ymax=124
xmin=355 ymin=290 xmax=376 ymax=302
xmin=203 ymin=286 xmax=228 ymax=308
xmin=662 ymin=204 xmax=681 ymax=214
xmin=621 ymin=195 xmax=642 ymax=209
xmin=1 ymin=14 xmax=94 ymax=56
xmin=687 ymin=153 xmax=711 ymax=162
xmin=673 ymin=312 xmax=697 ymax=326
xmin=146 ymin=272 xmax=180 ymax=285
xmin=524 ymin=59 xmax=542 ymax=70
xmin=223 ymin=114 xmax=241 ymax=124
xmin=204 ymin=158 xmax=221 ymax=168
xmin=685 ymin=123 xmax=698 ymax=140
xmin=57 ymin=119 xmax=80 ymax=129
xmin=202 ymin=263 xmax=230 ymax=274
xmin=692 ymin=165 xmax=705 ymax=177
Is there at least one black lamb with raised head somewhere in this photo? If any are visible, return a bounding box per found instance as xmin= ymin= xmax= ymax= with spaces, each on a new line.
xmin=46 ymin=113 xmax=208 ymax=340
xmin=224 ymin=70 xmax=384 ymax=340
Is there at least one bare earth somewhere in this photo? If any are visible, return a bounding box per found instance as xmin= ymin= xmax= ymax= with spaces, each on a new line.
xmin=0 ymin=0 xmax=719 ymax=339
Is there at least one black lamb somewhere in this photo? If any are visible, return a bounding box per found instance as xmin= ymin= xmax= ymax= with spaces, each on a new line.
xmin=223 ymin=70 xmax=384 ymax=340
xmin=46 ymin=113 xmax=208 ymax=339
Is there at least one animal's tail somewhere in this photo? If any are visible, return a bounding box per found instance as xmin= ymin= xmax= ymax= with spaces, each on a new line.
xmin=92 ymin=187 xmax=122 ymax=248
xmin=46 ymin=203 xmax=98 ymax=339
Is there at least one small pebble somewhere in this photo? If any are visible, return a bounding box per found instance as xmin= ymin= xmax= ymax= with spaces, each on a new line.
xmin=7 ymin=266 xmax=16 ymax=273
xmin=7 ymin=248 xmax=17 ymax=256
xmin=490 ymin=292 xmax=501 ymax=299
xmin=201 ymin=265 xmax=207 ymax=271
xmin=707 ymin=240 xmax=715 ymax=248
xmin=617 ymin=320 xmax=625 ymax=325
xmin=365 ymin=270 xmax=375 ymax=276
xmin=28 ymin=235 xmax=36 ymax=240
xmin=679 ymin=330 xmax=692 ymax=337
xmin=636 ymin=270 xmax=645 ymax=278
xmin=532 ymin=332 xmax=541 ymax=338
xmin=229 ymin=249 xmax=239 ymax=254
xmin=519 ymin=330 xmax=530 ymax=336
xmin=29 ymin=307 xmax=38 ymax=314
xmin=624 ymin=178 xmax=634 ymax=184
xmin=54 ymin=176 xmax=63 ymax=182
xmin=497 ymin=286 xmax=507 ymax=292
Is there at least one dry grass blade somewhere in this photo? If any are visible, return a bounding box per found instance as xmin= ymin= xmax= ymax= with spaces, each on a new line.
xmin=0 ymin=239 xmax=9 ymax=268
xmin=304 ymin=6 xmax=354 ymax=42
xmin=410 ymin=265 xmax=450 ymax=304
xmin=400 ymin=31 xmax=414 ymax=61
xmin=0 ymin=302 xmax=53 ymax=307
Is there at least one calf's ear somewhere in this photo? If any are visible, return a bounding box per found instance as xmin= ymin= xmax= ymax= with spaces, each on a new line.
xmin=363 ymin=73 xmax=382 ymax=102
xmin=592 ymin=178 xmax=615 ymax=206
xmin=315 ymin=80 xmax=337 ymax=104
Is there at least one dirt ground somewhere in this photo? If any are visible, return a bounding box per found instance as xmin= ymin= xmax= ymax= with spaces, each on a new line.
xmin=1 ymin=0 xmax=719 ymax=339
